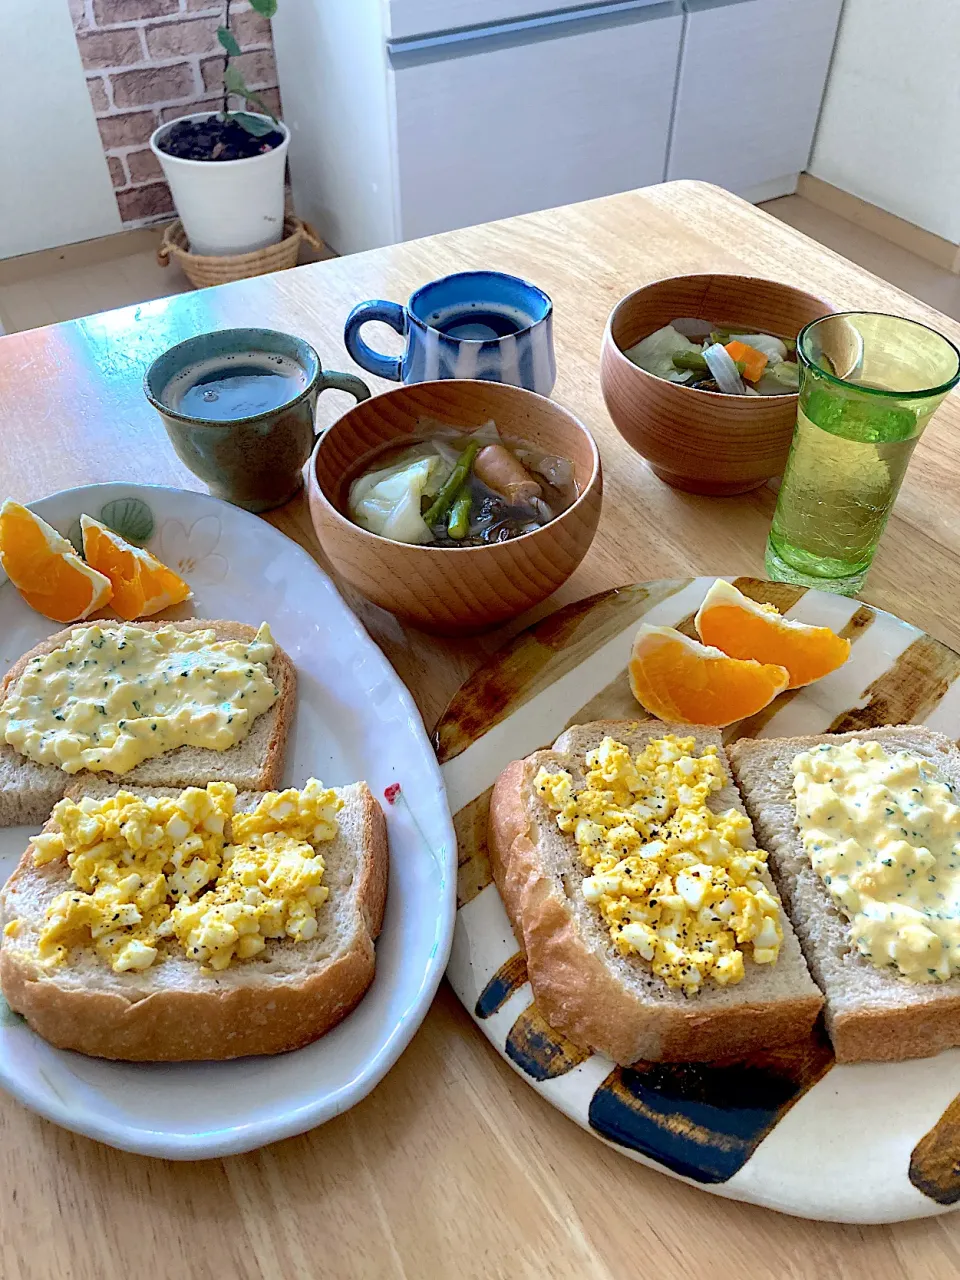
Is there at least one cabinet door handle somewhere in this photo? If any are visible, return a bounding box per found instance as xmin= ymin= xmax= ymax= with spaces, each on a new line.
xmin=388 ymin=0 xmax=682 ymax=68
xmin=683 ymin=0 xmax=755 ymax=13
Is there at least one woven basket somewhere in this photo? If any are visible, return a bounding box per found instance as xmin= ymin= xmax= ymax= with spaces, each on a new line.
xmin=157 ymin=215 xmax=325 ymax=288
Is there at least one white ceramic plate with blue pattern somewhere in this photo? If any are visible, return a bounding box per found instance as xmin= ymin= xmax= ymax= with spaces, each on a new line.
xmin=0 ymin=483 xmax=455 ymax=1158
xmin=439 ymin=576 xmax=960 ymax=1223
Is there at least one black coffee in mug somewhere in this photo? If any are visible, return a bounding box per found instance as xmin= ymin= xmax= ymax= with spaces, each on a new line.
xmin=163 ymin=351 xmax=308 ymax=422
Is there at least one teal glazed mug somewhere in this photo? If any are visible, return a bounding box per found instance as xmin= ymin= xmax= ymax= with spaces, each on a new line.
xmin=145 ymin=327 xmax=371 ymax=512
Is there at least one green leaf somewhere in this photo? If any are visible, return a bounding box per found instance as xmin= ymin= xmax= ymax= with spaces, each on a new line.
xmin=99 ymin=497 xmax=154 ymax=545
xmin=249 ymin=0 xmax=278 ymax=16
xmin=223 ymin=65 xmax=279 ymax=126
xmin=217 ymin=25 xmax=242 ymax=57
xmin=223 ymin=64 xmax=248 ymax=96
xmin=231 ymin=110 xmax=276 ymax=137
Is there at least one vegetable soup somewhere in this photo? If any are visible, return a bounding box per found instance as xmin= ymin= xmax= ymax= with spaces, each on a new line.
xmin=624 ymin=317 xmax=800 ymax=396
xmin=346 ymin=420 xmax=578 ymax=548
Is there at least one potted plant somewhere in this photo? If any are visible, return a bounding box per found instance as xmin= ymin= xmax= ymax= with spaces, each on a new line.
xmin=150 ymin=0 xmax=288 ymax=257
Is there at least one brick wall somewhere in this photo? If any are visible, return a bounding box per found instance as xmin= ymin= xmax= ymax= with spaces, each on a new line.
xmin=71 ymin=0 xmax=282 ymax=226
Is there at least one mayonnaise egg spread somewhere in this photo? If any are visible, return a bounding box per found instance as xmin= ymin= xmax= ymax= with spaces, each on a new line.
xmin=534 ymin=735 xmax=783 ymax=995
xmin=793 ymin=739 xmax=960 ymax=983
xmin=27 ymin=779 xmax=342 ymax=973
xmin=0 ymin=623 xmax=277 ymax=774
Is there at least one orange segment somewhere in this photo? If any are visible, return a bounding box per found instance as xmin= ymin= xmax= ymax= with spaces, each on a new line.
xmin=81 ymin=515 xmax=192 ymax=621
xmin=629 ymin=624 xmax=789 ymax=726
xmin=0 ymin=500 xmax=112 ymax=623
xmin=694 ymin=578 xmax=851 ymax=689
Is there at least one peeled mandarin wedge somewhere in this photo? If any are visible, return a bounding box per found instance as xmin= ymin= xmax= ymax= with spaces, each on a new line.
xmin=628 ymin=624 xmax=789 ymax=726
xmin=0 ymin=500 xmax=112 ymax=623
xmin=694 ymin=578 xmax=851 ymax=689
xmin=81 ymin=515 xmax=192 ymax=620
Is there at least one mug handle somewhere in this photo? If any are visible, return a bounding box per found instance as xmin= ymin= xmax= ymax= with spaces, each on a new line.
xmin=316 ymin=369 xmax=372 ymax=407
xmin=344 ymin=300 xmax=406 ymax=381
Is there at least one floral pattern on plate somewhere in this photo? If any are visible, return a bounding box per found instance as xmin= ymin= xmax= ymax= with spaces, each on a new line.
xmin=157 ymin=513 xmax=227 ymax=585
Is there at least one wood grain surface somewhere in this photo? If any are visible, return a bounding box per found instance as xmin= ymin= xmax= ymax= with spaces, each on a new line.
xmin=3 ymin=180 xmax=960 ymax=1278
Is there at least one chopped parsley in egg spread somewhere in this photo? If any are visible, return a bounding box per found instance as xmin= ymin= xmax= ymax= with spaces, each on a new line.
xmin=29 ymin=780 xmax=341 ymax=973
xmin=0 ymin=622 xmax=277 ymax=774
xmin=534 ymin=735 xmax=782 ymax=995
xmin=793 ymin=739 xmax=960 ymax=983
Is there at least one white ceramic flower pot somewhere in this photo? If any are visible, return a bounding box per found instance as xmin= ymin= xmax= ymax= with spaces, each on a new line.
xmin=150 ymin=112 xmax=290 ymax=257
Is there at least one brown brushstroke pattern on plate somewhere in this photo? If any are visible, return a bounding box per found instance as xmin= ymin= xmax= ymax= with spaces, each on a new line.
xmin=829 ymin=634 xmax=960 ymax=733
xmin=673 ymin=611 xmax=699 ymax=640
xmin=475 ymin=952 xmax=529 ymax=1019
xmin=433 ymin=579 xmax=692 ymax=764
xmin=731 ymin=577 xmax=807 ymax=614
xmin=726 ymin=604 xmax=878 ymax=744
xmin=504 ymin=1003 xmax=590 ymax=1081
xmin=456 ymin=786 xmax=494 ymax=908
xmin=909 ymin=1093 xmax=960 ymax=1204
xmin=587 ymin=1025 xmax=835 ymax=1184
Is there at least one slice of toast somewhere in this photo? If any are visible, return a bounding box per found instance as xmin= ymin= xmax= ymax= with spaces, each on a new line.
xmin=728 ymin=725 xmax=960 ymax=1064
xmin=488 ymin=719 xmax=823 ymax=1064
xmin=0 ymin=779 xmax=388 ymax=1060
xmin=0 ymin=619 xmax=296 ymax=827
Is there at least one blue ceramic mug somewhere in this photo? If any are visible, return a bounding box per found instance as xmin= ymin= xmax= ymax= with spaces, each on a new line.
xmin=344 ymin=270 xmax=556 ymax=395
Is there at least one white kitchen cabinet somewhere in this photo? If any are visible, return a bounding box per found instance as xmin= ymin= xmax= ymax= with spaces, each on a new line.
xmin=666 ymin=0 xmax=844 ymax=201
xmin=272 ymin=0 xmax=841 ymax=255
xmin=390 ymin=2 xmax=683 ymax=240
xmin=273 ymin=0 xmax=682 ymax=254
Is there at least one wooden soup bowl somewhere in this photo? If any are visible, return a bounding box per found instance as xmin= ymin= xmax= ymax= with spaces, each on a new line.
xmin=308 ymin=380 xmax=603 ymax=634
xmin=600 ymin=274 xmax=834 ymax=495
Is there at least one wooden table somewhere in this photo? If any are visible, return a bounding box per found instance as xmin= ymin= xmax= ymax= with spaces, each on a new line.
xmin=3 ymin=181 xmax=960 ymax=1279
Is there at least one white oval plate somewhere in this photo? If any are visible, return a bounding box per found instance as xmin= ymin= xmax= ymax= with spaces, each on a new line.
xmin=0 ymin=483 xmax=456 ymax=1158
xmin=440 ymin=576 xmax=960 ymax=1223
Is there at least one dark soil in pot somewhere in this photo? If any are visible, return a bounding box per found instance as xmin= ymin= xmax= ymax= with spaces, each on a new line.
xmin=159 ymin=116 xmax=284 ymax=162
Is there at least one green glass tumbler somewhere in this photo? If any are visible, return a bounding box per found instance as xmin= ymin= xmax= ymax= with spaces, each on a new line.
xmin=765 ymin=312 xmax=960 ymax=594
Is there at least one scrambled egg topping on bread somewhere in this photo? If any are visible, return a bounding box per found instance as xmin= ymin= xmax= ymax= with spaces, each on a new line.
xmin=534 ymin=735 xmax=782 ymax=994
xmin=30 ymin=780 xmax=341 ymax=973
xmin=794 ymin=739 xmax=960 ymax=983
xmin=0 ymin=623 xmax=277 ymax=774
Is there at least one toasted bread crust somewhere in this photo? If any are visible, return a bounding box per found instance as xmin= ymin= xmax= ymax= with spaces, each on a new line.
xmin=488 ymin=749 xmax=823 ymax=1064
xmin=830 ymin=996 xmax=960 ymax=1063
xmin=0 ymin=786 xmax=388 ymax=1061
xmin=0 ymin=618 xmax=295 ymax=825
xmin=728 ymin=726 xmax=960 ymax=1064
xmin=0 ymin=945 xmax=375 ymax=1061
